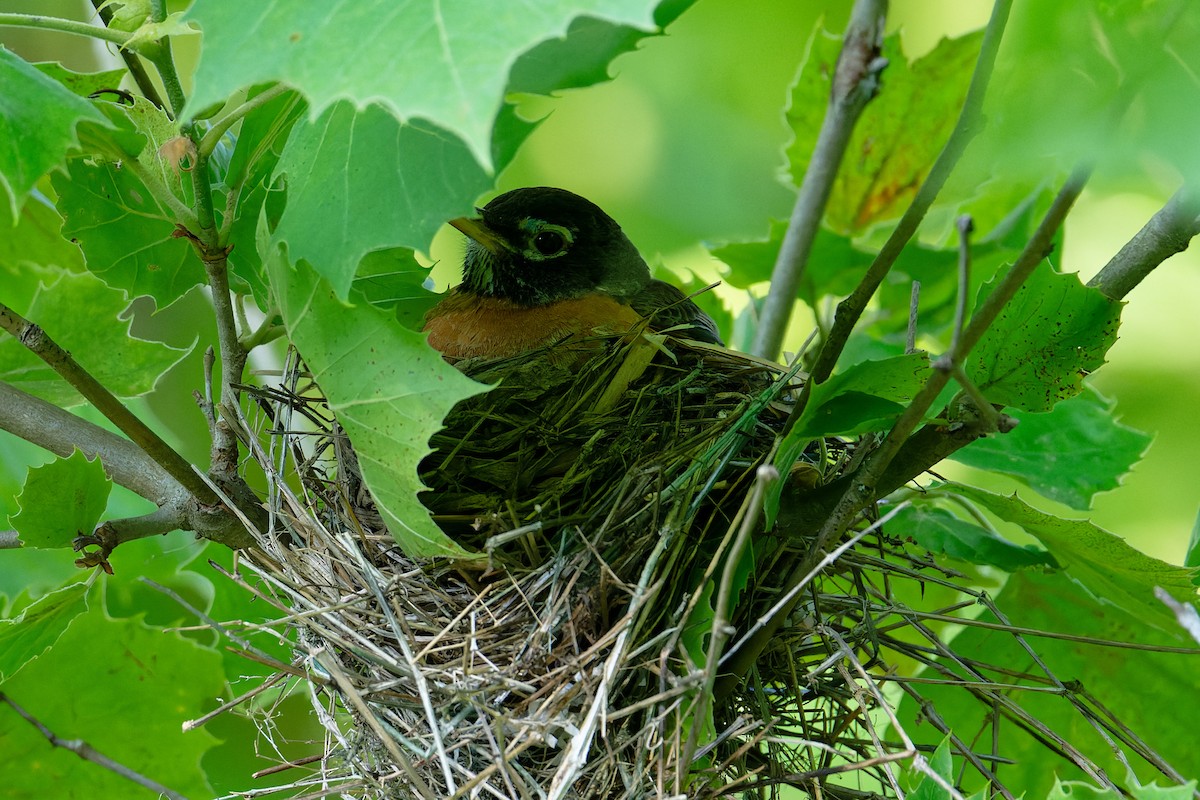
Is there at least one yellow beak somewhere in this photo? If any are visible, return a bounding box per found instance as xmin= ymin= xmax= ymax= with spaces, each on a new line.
xmin=448 ymin=216 xmax=515 ymax=255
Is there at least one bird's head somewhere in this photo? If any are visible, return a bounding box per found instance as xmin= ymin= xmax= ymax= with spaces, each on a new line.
xmin=449 ymin=187 xmax=651 ymax=307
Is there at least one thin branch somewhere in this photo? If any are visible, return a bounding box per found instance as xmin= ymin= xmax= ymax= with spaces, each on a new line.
xmin=722 ymin=164 xmax=1091 ymax=695
xmin=0 ymin=12 xmax=132 ymax=48
xmin=0 ymin=692 xmax=190 ymax=800
xmin=88 ymin=0 xmax=166 ymax=110
xmin=751 ymin=0 xmax=888 ymax=361
xmin=905 ymin=280 xmax=920 ymax=354
xmin=790 ymin=0 xmax=1014 ymax=415
xmin=816 ymin=163 xmax=1091 ymax=546
xmin=0 ymin=303 xmax=220 ymax=506
xmin=1088 ymin=186 xmax=1200 ymax=300
xmin=949 ymin=214 xmax=974 ymax=354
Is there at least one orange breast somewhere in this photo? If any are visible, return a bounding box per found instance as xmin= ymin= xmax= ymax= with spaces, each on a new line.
xmin=422 ymin=292 xmax=644 ymax=360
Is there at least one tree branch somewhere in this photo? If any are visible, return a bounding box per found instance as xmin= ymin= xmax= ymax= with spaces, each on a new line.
xmin=1088 ymin=186 xmax=1200 ymax=301
xmin=751 ymin=0 xmax=888 ymax=361
xmin=0 ymin=382 xmax=256 ymax=554
xmin=790 ymin=0 xmax=1014 ymax=413
xmin=0 ymin=692 xmax=189 ymax=800
xmin=0 ymin=302 xmax=221 ymax=506
xmin=0 ymin=381 xmax=181 ymax=503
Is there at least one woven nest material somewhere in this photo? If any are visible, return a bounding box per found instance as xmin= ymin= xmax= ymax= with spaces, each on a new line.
xmin=222 ymin=330 xmax=1181 ymax=799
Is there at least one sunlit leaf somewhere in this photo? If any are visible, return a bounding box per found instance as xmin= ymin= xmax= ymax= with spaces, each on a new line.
xmin=265 ymin=250 xmax=485 ymax=559
xmin=271 ymin=102 xmax=490 ymax=301
xmin=184 ymin=0 xmax=663 ymax=166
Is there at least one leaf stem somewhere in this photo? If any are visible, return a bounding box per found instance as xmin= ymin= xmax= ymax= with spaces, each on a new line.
xmin=121 ymin=156 xmax=199 ymax=229
xmin=144 ymin=0 xmax=186 ymax=119
xmin=0 ymin=12 xmax=132 ymax=48
xmin=198 ymin=83 xmax=290 ymax=160
xmin=0 ymin=303 xmax=221 ymax=507
xmin=89 ymin=0 xmax=166 ymax=110
xmin=751 ymin=0 xmax=888 ymax=361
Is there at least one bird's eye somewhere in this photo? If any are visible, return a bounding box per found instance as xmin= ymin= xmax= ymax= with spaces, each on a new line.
xmin=532 ymin=230 xmax=567 ymax=256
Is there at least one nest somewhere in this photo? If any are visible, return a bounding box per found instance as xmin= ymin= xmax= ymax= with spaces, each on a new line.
xmin=217 ymin=329 xmax=1186 ymax=799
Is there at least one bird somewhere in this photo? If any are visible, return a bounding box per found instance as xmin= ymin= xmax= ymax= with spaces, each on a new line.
xmin=422 ymin=187 xmax=723 ymax=360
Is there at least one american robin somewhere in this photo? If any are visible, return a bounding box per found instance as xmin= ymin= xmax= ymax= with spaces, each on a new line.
xmin=423 ymin=187 xmax=723 ymax=360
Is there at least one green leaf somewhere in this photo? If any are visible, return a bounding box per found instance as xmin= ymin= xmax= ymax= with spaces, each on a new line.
xmin=0 ymin=195 xmax=84 ymax=281
xmin=0 ymin=270 xmax=190 ymax=407
xmin=122 ymin=11 xmax=196 ymax=52
xmin=11 ymin=450 xmax=112 ymax=549
xmin=907 ymin=737 xmax=954 ymax=800
xmin=266 ymin=251 xmax=485 ymax=559
xmin=967 ymin=263 xmax=1122 ymax=412
xmin=354 ymin=247 xmax=440 ymax=331
xmin=271 ymin=102 xmax=491 ymax=300
xmin=710 ymin=219 xmax=865 ymax=302
xmin=0 ymin=579 xmax=89 ymax=681
xmin=889 ymin=503 xmax=1054 ymax=571
xmin=787 ymin=353 xmax=932 ymax=440
xmin=51 ymin=161 xmax=197 ymax=307
xmin=950 ymin=387 xmax=1152 ymax=510
xmin=33 ymin=62 xmax=129 ymax=99
xmin=507 ymin=15 xmax=650 ymax=95
xmin=939 ymin=484 xmax=1197 ymax=628
xmin=489 ymin=101 xmax=542 ymax=179
xmin=49 ymin=94 xmax=204 ymax=307
xmin=1186 ymin=507 xmax=1200 ymax=571
xmin=786 ymin=29 xmax=983 ymax=234
xmin=1049 ymin=778 xmax=1199 ymax=800
xmin=0 ymin=48 xmax=109 ymax=223
xmin=184 ymin=0 xmax=663 ymax=167
xmin=896 ymin=570 xmax=1200 ymax=798
xmin=0 ymin=602 xmax=222 ymax=798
